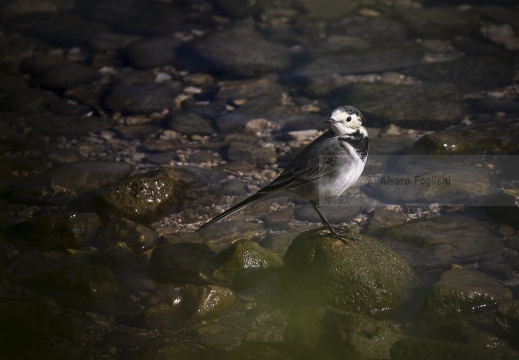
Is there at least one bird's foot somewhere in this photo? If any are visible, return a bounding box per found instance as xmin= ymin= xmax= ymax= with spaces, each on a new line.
xmin=326 ymin=226 xmax=356 ymax=245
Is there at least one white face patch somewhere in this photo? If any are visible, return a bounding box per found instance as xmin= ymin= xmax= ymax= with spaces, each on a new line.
xmin=329 ymin=108 xmax=365 ymax=136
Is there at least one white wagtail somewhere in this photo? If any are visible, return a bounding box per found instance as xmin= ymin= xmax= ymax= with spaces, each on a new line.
xmin=196 ymin=105 xmax=368 ymax=243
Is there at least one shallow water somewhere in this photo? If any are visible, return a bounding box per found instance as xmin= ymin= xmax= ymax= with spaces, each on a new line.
xmin=1 ymin=0 xmax=519 ymax=359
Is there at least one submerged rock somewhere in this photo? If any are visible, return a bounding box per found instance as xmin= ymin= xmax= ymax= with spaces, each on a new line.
xmin=7 ymin=213 xmax=101 ymax=250
xmin=96 ymin=218 xmax=158 ymax=253
xmin=333 ymin=82 xmax=464 ymax=129
xmin=285 ymin=307 xmax=402 ymax=359
xmin=496 ymin=299 xmax=519 ymax=339
xmin=422 ymin=268 xmax=512 ymax=319
xmin=125 ymin=36 xmax=182 ymax=69
xmin=193 ymin=24 xmax=291 ymax=77
xmin=4 ymin=161 xmax=133 ymax=205
xmin=371 ymin=215 xmax=504 ymax=269
xmin=281 ymin=229 xmax=414 ymax=317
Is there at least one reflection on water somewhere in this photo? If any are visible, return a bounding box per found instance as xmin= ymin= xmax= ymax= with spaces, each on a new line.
xmin=1 ymin=0 xmax=519 ymax=358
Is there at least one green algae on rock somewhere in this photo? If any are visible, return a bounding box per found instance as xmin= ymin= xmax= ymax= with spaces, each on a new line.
xmin=281 ymin=229 xmax=414 ymax=318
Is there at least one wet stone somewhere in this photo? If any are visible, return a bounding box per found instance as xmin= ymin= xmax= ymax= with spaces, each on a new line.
xmin=103 ymin=82 xmax=180 ymax=114
xmin=150 ymin=242 xmax=216 ymax=284
xmin=0 ymin=298 xmax=50 ymax=329
xmin=496 ymin=299 xmax=519 ymax=340
xmin=370 ymin=215 xmax=505 ymax=269
xmin=93 ymin=241 xmax=140 ymax=270
xmin=4 ymin=160 xmax=134 ymax=205
xmin=27 ymin=264 xmax=129 ymax=311
xmin=96 ymin=169 xmax=185 ymax=223
xmin=182 ymin=284 xmax=236 ymax=320
xmin=281 ymin=229 xmax=414 ymax=318
xmin=193 ymin=24 xmax=291 ymax=77
xmin=334 ymin=82 xmax=465 ymax=129
xmin=167 ymin=112 xmax=213 ymax=136
xmin=422 ymin=268 xmax=513 ymax=319
xmin=216 ymin=75 xmax=282 ymax=100
xmin=297 ymin=0 xmax=356 ymax=19
xmin=125 ymin=37 xmax=182 ymax=69
xmin=296 ymin=44 xmax=424 ymax=77
xmin=212 ymin=239 xmax=283 ymax=289
xmin=427 ymin=320 xmax=508 ymax=349
xmin=328 ymin=16 xmax=408 ymax=46
xmin=391 ymin=336 xmax=519 ymax=360
xmin=0 ymin=0 xmax=75 ymax=20
xmin=96 ymin=218 xmax=158 ymax=253
xmin=7 ymin=212 xmax=101 ymax=250
xmin=227 ymin=138 xmax=278 ymax=164
xmin=34 ymin=62 xmax=101 ymax=90
xmin=285 ymin=307 xmax=402 ymax=359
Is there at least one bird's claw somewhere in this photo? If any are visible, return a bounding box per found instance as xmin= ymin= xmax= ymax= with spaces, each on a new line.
xmin=327 ymin=226 xmax=355 ymax=244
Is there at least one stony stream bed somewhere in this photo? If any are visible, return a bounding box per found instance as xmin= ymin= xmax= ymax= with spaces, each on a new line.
xmin=1 ymin=0 xmax=519 ymax=359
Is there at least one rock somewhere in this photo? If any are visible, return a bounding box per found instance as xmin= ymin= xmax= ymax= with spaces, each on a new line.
xmin=0 ymin=298 xmax=50 ymax=329
xmin=294 ymin=201 xmax=363 ymax=224
xmin=0 ymin=71 xmax=28 ymax=93
xmin=281 ymin=229 xmax=414 ymax=317
xmin=128 ymin=340 xmax=204 ymax=360
xmin=329 ymin=16 xmax=408 ymax=45
xmin=35 ymin=62 xmax=101 ymax=90
xmin=402 ymin=52 xmax=514 ymax=94
xmin=182 ymin=284 xmax=235 ymax=320
xmin=103 ymin=82 xmax=180 ymax=114
xmin=1 ymin=0 xmax=75 ymax=20
xmin=333 ymin=82 xmax=464 ymax=129
xmin=7 ymin=213 xmax=101 ymax=250
xmin=196 ymin=221 xmax=266 ymax=253
xmin=412 ymin=120 xmax=519 ymax=155
xmin=150 ymin=243 xmax=216 ymax=284
xmin=27 ymin=265 xmax=129 ymax=311
xmin=216 ymin=75 xmax=282 ymax=99
xmin=21 ymin=54 xmax=69 ymax=75
xmin=391 ymin=337 xmax=519 ymax=360
xmin=227 ymin=138 xmax=278 ymax=164
xmin=366 ymin=207 xmax=407 ymax=233
xmin=496 ymin=299 xmax=519 ymax=339
xmin=29 ymin=114 xmax=112 ymax=136
xmin=92 ymin=242 xmax=139 ymax=270
xmin=193 ymin=24 xmax=291 ymax=77
xmin=296 ymin=44 xmax=424 ymax=77
xmin=96 ymin=169 xmax=185 ymax=223
xmin=125 ymin=37 xmax=182 ymax=69
xmin=212 ymin=239 xmax=283 ymax=289
xmin=285 ymin=307 xmax=402 ymax=359
xmin=371 ymin=215 xmax=505 ymax=269
xmin=79 ymin=0 xmax=186 ymax=36
xmin=427 ymin=320 xmax=508 ymax=349
xmin=96 ymin=218 xmax=158 ymax=253
xmin=0 ymin=88 xmax=49 ymax=113
xmin=298 ymin=0 xmax=356 ymax=18
xmin=4 ymin=161 xmax=134 ymax=205
xmin=422 ymin=268 xmax=512 ymax=319
xmin=392 ymin=7 xmax=479 ymax=38
xmin=167 ymin=112 xmax=213 ymax=136
xmin=365 ymin=155 xmax=493 ymax=205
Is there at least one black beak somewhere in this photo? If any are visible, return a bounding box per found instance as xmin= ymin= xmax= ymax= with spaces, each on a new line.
xmin=324 ymin=118 xmax=336 ymax=124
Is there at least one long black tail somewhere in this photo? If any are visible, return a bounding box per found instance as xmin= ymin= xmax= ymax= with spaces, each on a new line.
xmin=195 ymin=192 xmax=271 ymax=233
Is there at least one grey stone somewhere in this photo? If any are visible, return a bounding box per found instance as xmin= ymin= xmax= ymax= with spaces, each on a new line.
xmin=125 ymin=37 xmax=182 ymax=69
xmin=370 ymin=215 xmax=505 ymax=269
xmin=296 ymin=44 xmax=424 ymax=77
xmin=227 ymin=139 xmax=278 ymax=164
xmin=422 ymin=268 xmax=512 ymax=319
xmin=193 ymin=24 xmax=291 ymax=77
xmin=281 ymin=229 xmax=414 ymax=317
xmin=103 ymin=82 xmax=180 ymax=114
xmin=334 ymin=82 xmax=465 ymax=129
xmin=329 ymin=16 xmax=408 ymax=45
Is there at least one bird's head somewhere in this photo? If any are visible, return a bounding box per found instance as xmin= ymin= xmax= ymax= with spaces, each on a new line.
xmin=325 ymin=106 xmax=366 ymax=137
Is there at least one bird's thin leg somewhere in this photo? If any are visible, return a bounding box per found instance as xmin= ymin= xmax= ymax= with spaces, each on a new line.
xmin=310 ymin=201 xmax=352 ymax=244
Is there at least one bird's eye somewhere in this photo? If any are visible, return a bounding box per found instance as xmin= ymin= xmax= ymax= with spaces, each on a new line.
xmin=346 ymin=116 xmax=352 ymax=122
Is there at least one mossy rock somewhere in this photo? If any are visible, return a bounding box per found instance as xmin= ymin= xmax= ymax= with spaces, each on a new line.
xmin=281 ymin=229 xmax=414 ymax=318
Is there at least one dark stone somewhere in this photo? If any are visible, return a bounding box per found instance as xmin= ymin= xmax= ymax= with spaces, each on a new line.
xmin=4 ymin=160 xmax=134 ymax=205
xmin=167 ymin=112 xmax=213 ymax=136
xmin=285 ymin=307 xmax=402 ymax=359
xmin=281 ymin=229 xmax=414 ymax=317
xmin=150 ymin=242 xmax=216 ymax=284
xmin=7 ymin=212 xmax=101 ymax=250
xmin=125 ymin=37 xmax=182 ymax=69
xmin=96 ymin=169 xmax=186 ymax=223
xmin=496 ymin=299 xmax=519 ymax=340
xmin=103 ymin=82 xmax=180 ymax=114
xmin=0 ymin=0 xmax=75 ymax=20
xmin=35 ymin=62 xmax=101 ymax=90
xmin=227 ymin=138 xmax=278 ymax=164
xmin=422 ymin=269 xmax=512 ymax=319
xmin=296 ymin=44 xmax=424 ymax=77
xmin=329 ymin=16 xmax=408 ymax=45
xmin=96 ymin=218 xmax=158 ymax=253
xmin=371 ymin=215 xmax=505 ymax=269
xmin=193 ymin=24 xmax=291 ymax=77
xmin=333 ymin=82 xmax=465 ymax=129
